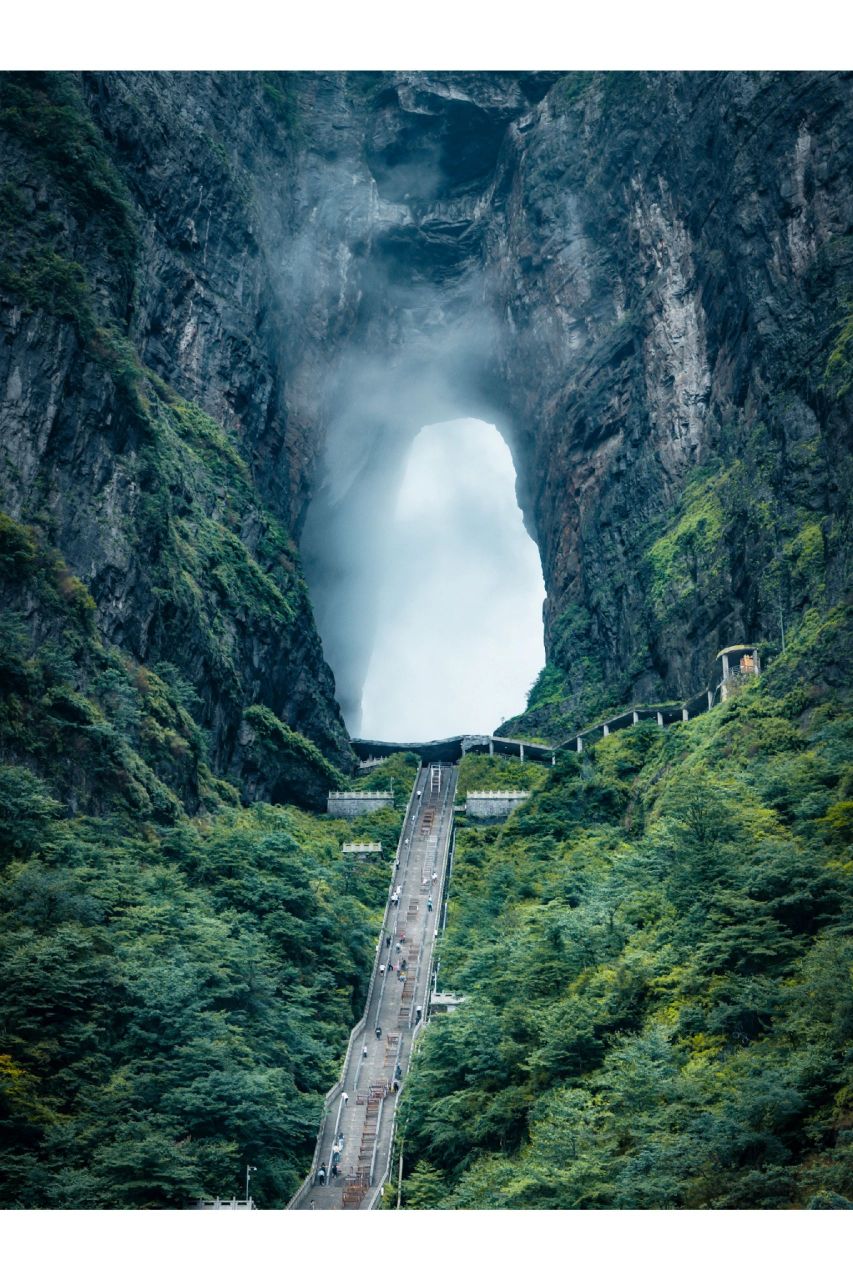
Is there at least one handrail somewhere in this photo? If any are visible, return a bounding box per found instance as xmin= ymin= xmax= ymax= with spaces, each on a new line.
xmin=328 ymin=791 xmax=394 ymax=799
xmin=368 ymin=1093 xmax=386 ymax=1186
xmin=352 ymin=677 xmax=737 ymax=768
xmin=523 ymin=678 xmax=729 ymax=753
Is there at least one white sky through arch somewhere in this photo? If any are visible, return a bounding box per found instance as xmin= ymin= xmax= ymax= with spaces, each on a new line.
xmin=360 ymin=418 xmax=545 ymax=740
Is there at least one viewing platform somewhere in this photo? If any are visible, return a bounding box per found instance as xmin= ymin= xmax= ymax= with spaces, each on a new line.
xmin=466 ymin=790 xmax=531 ymax=819
xmin=342 ymin=842 xmax=383 ymax=860
xmin=717 ymin=644 xmax=761 ymax=700
xmin=430 ymin=992 xmax=465 ymax=1015
xmin=327 ymin=791 xmax=393 ymax=817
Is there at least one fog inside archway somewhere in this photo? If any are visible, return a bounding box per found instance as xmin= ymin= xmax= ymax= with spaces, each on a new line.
xmin=358 ymin=418 xmax=545 ymax=740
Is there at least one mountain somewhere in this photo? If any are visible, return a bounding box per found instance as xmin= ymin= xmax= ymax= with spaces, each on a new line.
xmin=0 ymin=70 xmax=850 ymax=1208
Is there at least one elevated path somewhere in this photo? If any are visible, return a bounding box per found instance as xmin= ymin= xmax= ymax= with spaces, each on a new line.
xmin=352 ymin=678 xmax=729 ymax=767
xmin=288 ymin=762 xmax=457 ymax=1210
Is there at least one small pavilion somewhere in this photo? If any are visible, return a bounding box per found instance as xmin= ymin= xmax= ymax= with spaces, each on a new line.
xmin=715 ymin=644 xmax=761 ymax=701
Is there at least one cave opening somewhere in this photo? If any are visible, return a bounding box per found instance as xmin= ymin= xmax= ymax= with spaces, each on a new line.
xmin=302 ymin=416 xmax=545 ymax=742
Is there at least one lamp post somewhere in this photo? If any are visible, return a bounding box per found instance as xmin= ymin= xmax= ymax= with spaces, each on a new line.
xmin=245 ymin=1164 xmax=257 ymax=1205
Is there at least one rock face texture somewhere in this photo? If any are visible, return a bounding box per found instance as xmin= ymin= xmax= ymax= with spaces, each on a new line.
xmin=0 ymin=72 xmax=357 ymax=807
xmin=488 ymin=73 xmax=852 ymax=733
xmin=1 ymin=71 xmax=851 ymax=779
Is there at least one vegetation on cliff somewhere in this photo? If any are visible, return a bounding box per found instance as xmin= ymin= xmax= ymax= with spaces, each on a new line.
xmin=0 ymin=71 xmax=390 ymax=1207
xmin=0 ymin=72 xmax=138 ymax=300
xmin=504 ymin=407 xmax=850 ymax=748
xmin=0 ymin=510 xmax=417 ymax=1209
xmin=396 ymin=610 xmax=853 ymax=1208
xmin=0 ymin=561 xmax=417 ymax=1209
xmin=1 ymin=69 xmax=851 ymax=1216
xmin=0 ymin=71 xmax=352 ymax=790
xmin=0 ymin=472 xmax=415 ymax=1210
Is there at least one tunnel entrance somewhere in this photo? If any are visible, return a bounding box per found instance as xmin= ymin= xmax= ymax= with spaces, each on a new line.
xmin=303 ymin=417 xmax=545 ymax=740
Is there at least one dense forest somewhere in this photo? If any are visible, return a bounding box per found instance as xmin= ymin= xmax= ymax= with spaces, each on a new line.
xmin=395 ymin=610 xmax=853 ymax=1208
xmin=0 ymin=523 xmax=417 ymax=1206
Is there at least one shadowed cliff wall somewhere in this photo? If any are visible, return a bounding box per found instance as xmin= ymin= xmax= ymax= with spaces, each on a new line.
xmin=2 ymin=71 xmax=850 ymax=783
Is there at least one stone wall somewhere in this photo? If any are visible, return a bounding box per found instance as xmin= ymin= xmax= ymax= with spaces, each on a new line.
xmin=327 ymin=792 xmax=393 ymax=817
xmin=466 ymin=791 xmax=530 ymax=819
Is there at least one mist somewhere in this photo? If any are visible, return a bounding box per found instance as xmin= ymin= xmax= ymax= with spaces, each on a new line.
xmin=288 ymin=93 xmax=548 ymax=739
xmin=298 ymin=280 xmax=518 ymax=738
xmin=334 ymin=418 xmax=545 ymax=740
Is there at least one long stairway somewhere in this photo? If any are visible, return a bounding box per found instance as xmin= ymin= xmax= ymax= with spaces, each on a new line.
xmin=289 ymin=762 xmax=457 ymax=1210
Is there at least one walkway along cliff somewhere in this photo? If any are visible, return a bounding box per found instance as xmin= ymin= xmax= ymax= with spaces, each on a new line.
xmin=351 ymin=645 xmax=763 ymax=765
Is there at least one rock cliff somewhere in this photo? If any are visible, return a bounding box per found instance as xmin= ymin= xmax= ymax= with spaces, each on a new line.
xmin=0 ymin=72 xmax=356 ymax=810
xmin=489 ymin=72 xmax=852 ymax=734
xmin=1 ymin=71 xmax=850 ymax=789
